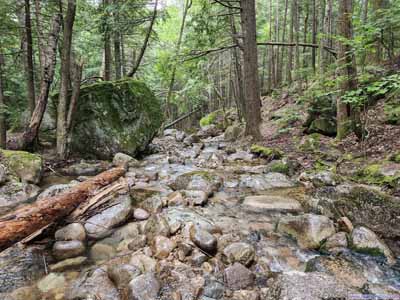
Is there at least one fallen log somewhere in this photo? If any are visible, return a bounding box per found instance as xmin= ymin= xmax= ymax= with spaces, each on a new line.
xmin=0 ymin=167 xmax=125 ymax=252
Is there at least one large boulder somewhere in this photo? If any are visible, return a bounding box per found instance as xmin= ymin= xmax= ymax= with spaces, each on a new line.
xmin=0 ymin=150 xmax=43 ymax=184
xmin=69 ymin=79 xmax=163 ymax=159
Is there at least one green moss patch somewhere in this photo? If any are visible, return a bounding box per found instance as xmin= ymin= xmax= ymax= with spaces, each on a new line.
xmin=250 ymin=145 xmax=283 ymax=160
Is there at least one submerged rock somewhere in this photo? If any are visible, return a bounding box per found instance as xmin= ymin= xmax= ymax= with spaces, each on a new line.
xmin=277 ymin=214 xmax=335 ymax=249
xmin=52 ymin=240 xmax=86 ymax=260
xmin=68 ymin=79 xmax=163 ymax=159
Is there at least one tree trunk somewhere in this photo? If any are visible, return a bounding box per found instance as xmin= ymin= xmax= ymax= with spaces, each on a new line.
xmin=103 ymin=0 xmax=112 ymax=81
xmin=318 ymin=0 xmax=326 ymax=74
xmin=0 ymin=53 xmax=6 ymax=148
xmin=165 ymin=0 xmax=191 ymax=119
xmin=287 ymin=0 xmax=294 ymax=83
xmin=128 ymin=0 xmax=158 ymax=77
xmin=240 ymin=0 xmax=262 ymax=139
xmin=25 ymin=0 xmax=35 ymax=115
xmin=360 ymin=0 xmax=369 ymax=70
xmin=312 ymin=0 xmax=317 ymax=73
xmin=57 ymin=0 xmax=76 ymax=159
xmin=121 ymin=33 xmax=126 ymax=76
xmin=15 ymin=14 xmax=62 ymax=150
xmin=0 ymin=167 xmax=125 ymax=252
xmin=279 ymin=0 xmax=289 ymax=84
xmin=337 ymin=0 xmax=359 ymax=140
xmin=113 ymin=0 xmax=122 ymax=79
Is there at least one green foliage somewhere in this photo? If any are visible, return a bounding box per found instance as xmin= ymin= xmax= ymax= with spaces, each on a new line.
xmin=250 ymin=145 xmax=283 ymax=160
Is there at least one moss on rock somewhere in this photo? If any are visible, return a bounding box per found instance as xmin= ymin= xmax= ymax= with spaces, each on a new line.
xmin=355 ymin=163 xmax=400 ymax=188
xmin=250 ymin=145 xmax=283 ymax=160
xmin=69 ymin=79 xmax=163 ymax=159
xmin=0 ymin=149 xmax=43 ymax=184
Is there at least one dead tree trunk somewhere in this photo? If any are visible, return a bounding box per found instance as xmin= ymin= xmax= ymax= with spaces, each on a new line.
xmin=15 ymin=14 xmax=62 ymax=150
xmin=0 ymin=167 xmax=125 ymax=252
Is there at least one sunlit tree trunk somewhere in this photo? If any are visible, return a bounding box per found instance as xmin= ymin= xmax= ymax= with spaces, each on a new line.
xmin=113 ymin=0 xmax=122 ymax=79
xmin=25 ymin=0 xmax=35 ymax=116
xmin=240 ymin=0 xmax=262 ymax=139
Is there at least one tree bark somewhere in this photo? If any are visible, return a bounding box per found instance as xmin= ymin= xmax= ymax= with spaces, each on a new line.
xmin=128 ymin=0 xmax=158 ymax=77
xmin=0 ymin=53 xmax=6 ymax=148
xmin=287 ymin=0 xmax=294 ymax=83
xmin=103 ymin=0 xmax=112 ymax=81
xmin=165 ymin=0 xmax=191 ymax=119
xmin=337 ymin=0 xmax=359 ymax=140
xmin=57 ymin=0 xmax=76 ymax=159
xmin=15 ymin=14 xmax=62 ymax=150
xmin=25 ymin=0 xmax=35 ymax=115
xmin=0 ymin=167 xmax=125 ymax=252
xmin=113 ymin=0 xmax=122 ymax=79
xmin=240 ymin=0 xmax=262 ymax=139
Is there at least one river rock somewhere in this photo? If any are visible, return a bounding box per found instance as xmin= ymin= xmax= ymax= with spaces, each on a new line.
xmin=127 ymin=235 xmax=148 ymax=251
xmin=277 ymin=214 xmax=335 ymax=249
xmin=84 ymin=194 xmax=132 ymax=239
xmin=134 ymin=208 xmax=150 ymax=220
xmin=190 ymin=226 xmax=218 ymax=254
xmin=232 ymin=290 xmax=260 ymax=300
xmin=265 ymin=271 xmax=356 ymax=300
xmin=52 ymin=240 xmax=86 ymax=260
xmin=90 ymin=243 xmax=116 ymax=262
xmin=223 ymin=242 xmax=255 ymax=267
xmin=144 ymin=215 xmax=171 ymax=241
xmin=59 ymin=160 xmax=111 ymax=176
xmin=203 ymin=277 xmax=225 ymax=299
xmin=152 ymin=236 xmax=176 ymax=259
xmin=0 ymin=244 xmax=46 ymax=293
xmin=69 ymin=79 xmax=163 ymax=159
xmin=113 ymin=152 xmax=139 ymax=168
xmin=55 ymin=223 xmax=86 ymax=241
xmin=37 ymin=273 xmax=66 ymax=294
xmin=167 ymin=191 xmax=186 ymax=206
xmin=351 ymin=226 xmax=395 ymax=265
xmin=224 ymin=263 xmax=254 ymax=290
xmin=324 ymin=232 xmax=348 ymax=252
xmin=0 ymin=163 xmax=6 ymax=184
xmin=108 ymin=264 xmax=141 ymax=290
xmin=239 ymin=173 xmax=295 ymax=191
xmin=0 ymin=181 xmax=40 ymax=215
xmin=37 ymin=183 xmax=76 ymax=200
xmin=243 ymin=195 xmax=302 ymax=212
xmin=184 ymin=190 xmax=208 ymax=206
xmin=170 ymin=171 xmax=223 ymax=196
xmin=306 ymin=256 xmax=367 ymax=288
xmin=66 ymin=268 xmax=121 ymax=300
xmin=49 ymin=256 xmax=88 ymax=272
xmin=130 ymin=254 xmax=157 ymax=273
xmin=0 ymin=149 xmax=43 ymax=184
xmin=128 ymin=273 xmax=161 ymax=300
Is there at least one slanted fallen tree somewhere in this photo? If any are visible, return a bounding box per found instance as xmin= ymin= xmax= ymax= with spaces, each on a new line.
xmin=0 ymin=167 xmax=125 ymax=252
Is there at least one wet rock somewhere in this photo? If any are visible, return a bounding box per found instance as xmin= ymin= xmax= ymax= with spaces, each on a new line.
xmin=53 ymin=240 xmax=86 ymax=260
xmin=140 ymin=195 xmax=163 ymax=213
xmin=1 ymin=286 xmax=40 ymax=300
xmin=65 ymin=268 xmax=121 ymax=300
xmin=183 ymin=134 xmax=201 ymax=146
xmin=144 ymin=215 xmax=170 ymax=241
xmin=239 ymin=173 xmax=295 ymax=191
xmin=0 ymin=244 xmax=46 ymax=293
xmin=113 ymin=152 xmax=139 ymax=168
xmin=37 ymin=272 xmax=66 ymax=294
xmin=351 ymin=226 xmax=395 ymax=265
xmin=165 ymin=207 xmax=217 ymax=234
xmin=128 ymin=273 xmax=160 ymax=300
xmin=243 ymin=195 xmax=302 ymax=212
xmin=167 ymin=191 xmax=187 ymax=206
xmin=0 ymin=149 xmax=43 ymax=184
xmin=232 ymin=290 xmax=260 ymax=300
xmin=134 ymin=208 xmax=150 ymax=220
xmin=49 ymin=256 xmax=88 ymax=272
xmin=55 ymin=223 xmax=86 ymax=241
xmin=108 ymin=264 xmax=141 ymax=291
xmin=197 ymin=124 xmax=220 ymax=138
xmin=227 ymin=151 xmax=255 ymax=162
xmin=170 ymin=171 xmax=223 ymax=196
xmin=223 ymin=242 xmax=255 ymax=267
xmin=110 ymin=222 xmax=141 ymax=243
xmin=266 ymin=271 xmax=356 ymax=300
xmin=338 ymin=216 xmax=354 ymax=233
xmin=90 ymin=243 xmax=116 ymax=262
xmin=37 ymin=183 xmax=75 ymax=200
xmin=190 ymin=226 xmax=218 ymax=254
xmin=277 ymin=214 xmax=335 ymax=249
xmin=60 ymin=160 xmax=111 ymax=176
xmin=224 ymin=263 xmax=254 ymax=290
xmin=324 ymin=232 xmax=348 ymax=252
xmin=128 ymin=235 xmax=148 ymax=251
xmin=130 ymin=185 xmax=163 ymax=202
xmin=306 ymin=256 xmax=367 ymax=288
xmin=152 ymin=235 xmax=176 ymax=259
xmin=203 ymin=277 xmax=225 ymax=299
xmin=184 ymin=190 xmax=208 ymax=206
xmin=84 ymin=194 xmax=132 ymax=239
xmin=190 ymin=249 xmax=209 ymax=266
xmin=0 ymin=181 xmax=40 ymax=215
xmin=130 ymin=254 xmax=157 ymax=273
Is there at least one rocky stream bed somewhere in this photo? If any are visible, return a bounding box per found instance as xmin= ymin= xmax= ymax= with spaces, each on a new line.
xmin=0 ymin=125 xmax=399 ymax=300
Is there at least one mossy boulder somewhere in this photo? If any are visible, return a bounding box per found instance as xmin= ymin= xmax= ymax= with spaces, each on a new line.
xmin=308 ymin=117 xmax=336 ymax=137
xmin=69 ymin=79 xmax=163 ymax=159
xmin=0 ymin=149 xmax=43 ymax=184
xmin=250 ymin=145 xmax=283 ymax=160
xmin=355 ymin=163 xmax=400 ymax=188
